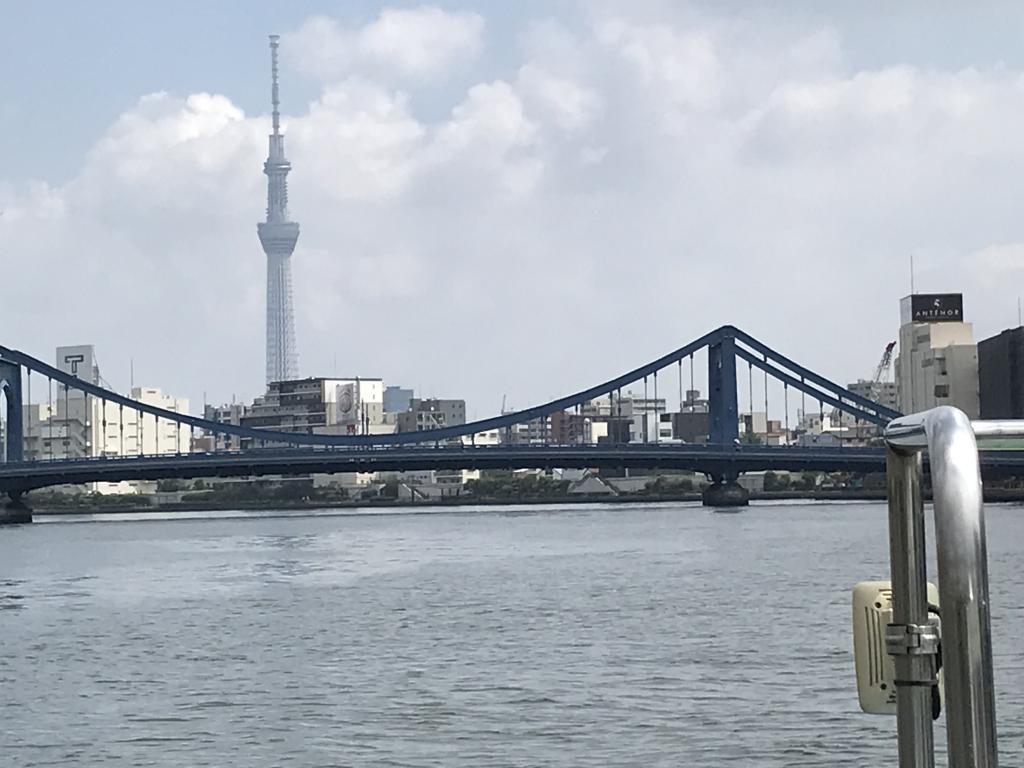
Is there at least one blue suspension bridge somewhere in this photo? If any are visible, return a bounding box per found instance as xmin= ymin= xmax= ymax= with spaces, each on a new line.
xmin=2 ymin=325 xmax=1022 ymax=522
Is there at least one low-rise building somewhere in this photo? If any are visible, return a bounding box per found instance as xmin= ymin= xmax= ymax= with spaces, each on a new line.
xmin=681 ymin=389 xmax=709 ymax=412
xmin=241 ymin=376 xmax=385 ymax=438
xmin=741 ymin=411 xmax=768 ymax=437
xmin=462 ymin=429 xmax=502 ymax=446
xmin=580 ymin=392 xmax=672 ymax=444
xmin=203 ymin=402 xmax=249 ymax=451
xmin=740 ymin=412 xmax=790 ymax=445
xmin=658 ymin=411 xmax=709 ymax=442
xmin=507 ymin=417 xmax=550 ymax=445
xmin=835 ymin=379 xmax=899 ymax=438
xmin=383 ymin=386 xmax=413 ymax=414
xmin=847 ymin=380 xmax=898 ymax=413
xmin=796 ymin=431 xmax=843 ymax=448
xmin=550 ymin=410 xmax=590 ymax=444
xmin=396 ymin=398 xmax=466 ymax=433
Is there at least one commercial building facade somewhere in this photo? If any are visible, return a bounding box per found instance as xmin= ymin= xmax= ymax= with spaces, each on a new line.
xmin=241 ymin=377 xmax=385 ymax=437
xmin=895 ymin=294 xmax=980 ymax=418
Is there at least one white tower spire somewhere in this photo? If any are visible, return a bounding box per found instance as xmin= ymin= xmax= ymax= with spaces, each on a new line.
xmin=258 ymin=34 xmax=299 ymax=385
xmin=270 ymin=33 xmax=281 ymax=136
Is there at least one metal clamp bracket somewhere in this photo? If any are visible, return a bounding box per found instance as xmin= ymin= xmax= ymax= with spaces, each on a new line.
xmin=886 ymin=622 xmax=941 ymax=657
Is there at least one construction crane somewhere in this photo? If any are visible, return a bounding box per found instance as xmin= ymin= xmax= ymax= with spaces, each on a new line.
xmin=830 ymin=341 xmax=896 ymax=429
xmin=867 ymin=341 xmax=897 ymax=402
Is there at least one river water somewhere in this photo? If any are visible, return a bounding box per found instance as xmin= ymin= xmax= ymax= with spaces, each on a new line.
xmin=1 ymin=501 xmax=1021 ymax=767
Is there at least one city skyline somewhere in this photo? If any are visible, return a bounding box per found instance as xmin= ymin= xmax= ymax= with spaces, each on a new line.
xmin=5 ymin=3 xmax=1024 ymax=418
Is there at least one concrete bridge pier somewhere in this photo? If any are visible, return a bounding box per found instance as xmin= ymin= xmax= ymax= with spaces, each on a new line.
xmin=1 ymin=492 xmax=33 ymax=525
xmin=702 ymin=481 xmax=749 ymax=507
xmin=702 ymin=472 xmax=749 ymax=508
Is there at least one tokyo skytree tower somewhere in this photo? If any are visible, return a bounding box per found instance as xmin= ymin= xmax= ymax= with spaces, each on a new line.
xmin=257 ymin=35 xmax=300 ymax=384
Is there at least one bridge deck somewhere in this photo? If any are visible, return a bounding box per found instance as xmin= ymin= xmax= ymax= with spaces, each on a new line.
xmin=3 ymin=444 xmax=1023 ymax=494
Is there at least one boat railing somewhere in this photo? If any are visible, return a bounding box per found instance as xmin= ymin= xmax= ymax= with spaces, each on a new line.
xmin=880 ymin=405 xmax=1016 ymax=768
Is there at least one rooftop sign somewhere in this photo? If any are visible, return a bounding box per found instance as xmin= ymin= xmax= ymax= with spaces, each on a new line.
xmin=901 ymin=293 xmax=964 ymax=325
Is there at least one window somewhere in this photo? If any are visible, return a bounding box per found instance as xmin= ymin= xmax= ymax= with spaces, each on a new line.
xmin=934 ymin=384 xmax=949 ymax=398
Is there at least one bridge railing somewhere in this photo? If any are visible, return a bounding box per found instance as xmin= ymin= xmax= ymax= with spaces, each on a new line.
xmin=883 ymin=406 xmax=1014 ymax=768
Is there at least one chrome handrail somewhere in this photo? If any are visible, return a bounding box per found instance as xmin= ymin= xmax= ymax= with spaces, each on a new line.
xmin=884 ymin=406 xmax=1008 ymax=768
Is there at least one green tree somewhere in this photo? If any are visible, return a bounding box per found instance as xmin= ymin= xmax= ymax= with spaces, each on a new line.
xmin=763 ymin=471 xmax=790 ymax=491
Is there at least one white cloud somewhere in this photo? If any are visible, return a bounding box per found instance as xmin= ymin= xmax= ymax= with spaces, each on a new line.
xmin=426 ymin=80 xmax=542 ymax=197
xmin=282 ymin=16 xmax=357 ymax=79
xmin=285 ymin=6 xmax=484 ymax=82
xmin=971 ymin=243 xmax=1024 ymax=283
xmin=8 ymin=5 xmax=1024 ymax=415
xmin=295 ymin=77 xmax=426 ymax=202
xmin=359 ymin=6 xmax=484 ymax=79
xmin=517 ymin=64 xmax=601 ymax=133
xmin=595 ymin=17 xmax=722 ymax=113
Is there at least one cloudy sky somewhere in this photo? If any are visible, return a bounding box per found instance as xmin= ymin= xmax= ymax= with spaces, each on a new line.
xmin=6 ymin=1 xmax=1024 ymax=418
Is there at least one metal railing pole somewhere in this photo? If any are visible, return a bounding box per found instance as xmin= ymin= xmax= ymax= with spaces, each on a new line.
xmin=885 ymin=406 xmax=1001 ymax=767
xmin=886 ymin=446 xmax=935 ymax=768
xmin=927 ymin=409 xmax=999 ymax=767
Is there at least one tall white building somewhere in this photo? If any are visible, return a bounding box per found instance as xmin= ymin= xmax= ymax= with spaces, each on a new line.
xmin=22 ymin=346 xmax=189 ymax=494
xmin=24 ymin=391 xmax=188 ymax=462
xmin=895 ymin=294 xmax=980 ymax=418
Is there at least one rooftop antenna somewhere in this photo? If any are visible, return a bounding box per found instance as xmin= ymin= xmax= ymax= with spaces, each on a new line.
xmin=910 ymin=253 xmax=916 ymax=295
xmin=269 ymin=34 xmax=281 ymax=136
xmin=1018 ymin=296 xmax=1022 ymax=328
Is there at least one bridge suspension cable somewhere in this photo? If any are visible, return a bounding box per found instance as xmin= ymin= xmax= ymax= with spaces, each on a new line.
xmin=0 ymin=326 xmax=901 ymax=454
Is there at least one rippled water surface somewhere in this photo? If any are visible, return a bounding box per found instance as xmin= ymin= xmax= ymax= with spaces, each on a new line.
xmin=1 ymin=501 xmax=1022 ymax=766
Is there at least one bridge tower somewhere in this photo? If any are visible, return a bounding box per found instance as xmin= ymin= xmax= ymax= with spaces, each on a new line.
xmin=706 ymin=331 xmax=748 ymax=506
xmin=258 ymin=34 xmax=300 ymax=386
xmin=708 ymin=333 xmax=739 ymax=446
xmin=0 ymin=358 xmax=30 ymax=523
